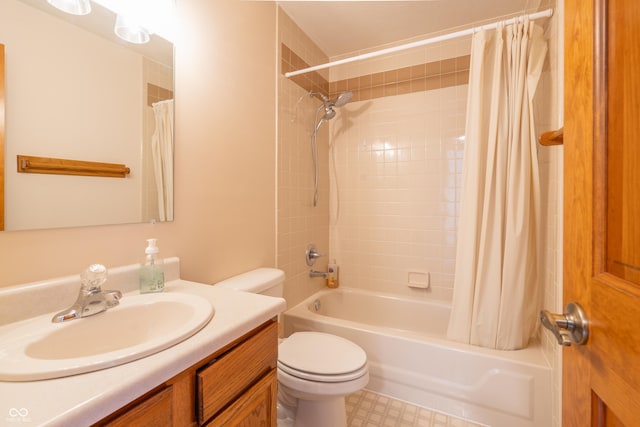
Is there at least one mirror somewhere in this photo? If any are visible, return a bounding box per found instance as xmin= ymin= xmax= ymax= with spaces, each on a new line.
xmin=0 ymin=0 xmax=174 ymax=231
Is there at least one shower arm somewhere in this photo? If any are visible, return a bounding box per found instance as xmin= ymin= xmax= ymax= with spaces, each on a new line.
xmin=310 ymin=91 xmax=329 ymax=104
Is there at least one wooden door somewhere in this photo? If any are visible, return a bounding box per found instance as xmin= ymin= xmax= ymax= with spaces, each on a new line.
xmin=564 ymin=0 xmax=640 ymax=425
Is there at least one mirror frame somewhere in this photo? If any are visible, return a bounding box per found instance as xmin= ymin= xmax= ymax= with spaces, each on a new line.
xmin=0 ymin=43 xmax=4 ymax=231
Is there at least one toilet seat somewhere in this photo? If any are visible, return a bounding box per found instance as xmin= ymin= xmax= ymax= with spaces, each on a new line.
xmin=278 ymin=361 xmax=368 ymax=383
xmin=278 ymin=332 xmax=368 ymax=383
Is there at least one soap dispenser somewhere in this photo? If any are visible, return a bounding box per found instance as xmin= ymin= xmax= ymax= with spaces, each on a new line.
xmin=139 ymin=238 xmax=164 ymax=293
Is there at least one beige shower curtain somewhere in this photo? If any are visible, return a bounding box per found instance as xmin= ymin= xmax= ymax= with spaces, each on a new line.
xmin=151 ymin=99 xmax=174 ymax=222
xmin=447 ymin=19 xmax=547 ymax=350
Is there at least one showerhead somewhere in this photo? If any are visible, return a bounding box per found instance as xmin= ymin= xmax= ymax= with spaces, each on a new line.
xmin=332 ymin=91 xmax=353 ymax=107
xmin=310 ymin=90 xmax=352 ymax=128
xmin=310 ymin=90 xmax=353 ymax=109
xmin=315 ymin=107 xmax=335 ymax=132
xmin=322 ymin=107 xmax=336 ymax=121
xmin=311 ymin=89 xmax=353 ymax=132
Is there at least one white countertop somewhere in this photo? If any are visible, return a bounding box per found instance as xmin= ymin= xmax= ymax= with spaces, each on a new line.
xmin=0 ymin=260 xmax=286 ymax=426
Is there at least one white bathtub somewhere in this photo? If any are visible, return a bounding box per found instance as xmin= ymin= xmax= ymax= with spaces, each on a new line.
xmin=282 ymin=287 xmax=552 ymax=427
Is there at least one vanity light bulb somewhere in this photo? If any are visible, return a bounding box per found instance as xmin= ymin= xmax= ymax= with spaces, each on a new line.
xmin=47 ymin=0 xmax=92 ymax=15
xmin=114 ymin=14 xmax=151 ymax=44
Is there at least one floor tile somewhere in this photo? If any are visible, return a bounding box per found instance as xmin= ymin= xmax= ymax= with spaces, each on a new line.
xmin=346 ymin=390 xmax=486 ymax=427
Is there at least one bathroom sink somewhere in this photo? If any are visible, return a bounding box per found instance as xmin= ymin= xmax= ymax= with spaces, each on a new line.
xmin=0 ymin=292 xmax=214 ymax=381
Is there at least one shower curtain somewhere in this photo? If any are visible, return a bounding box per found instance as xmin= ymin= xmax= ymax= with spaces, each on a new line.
xmin=446 ymin=19 xmax=547 ymax=350
xmin=151 ymin=99 xmax=174 ymax=222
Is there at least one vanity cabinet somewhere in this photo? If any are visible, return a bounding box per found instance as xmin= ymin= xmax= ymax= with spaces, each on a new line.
xmin=95 ymin=319 xmax=278 ymax=427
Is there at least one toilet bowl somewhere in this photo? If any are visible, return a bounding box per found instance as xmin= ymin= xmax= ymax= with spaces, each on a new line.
xmin=215 ymin=268 xmax=369 ymax=427
xmin=278 ymin=331 xmax=368 ymax=427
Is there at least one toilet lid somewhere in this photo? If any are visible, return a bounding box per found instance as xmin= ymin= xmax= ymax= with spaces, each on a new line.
xmin=278 ymin=332 xmax=367 ymax=381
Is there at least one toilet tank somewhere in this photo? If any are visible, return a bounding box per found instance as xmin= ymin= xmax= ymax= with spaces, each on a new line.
xmin=214 ymin=268 xmax=285 ymax=297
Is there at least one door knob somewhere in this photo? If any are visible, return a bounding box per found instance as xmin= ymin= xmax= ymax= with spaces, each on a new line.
xmin=540 ymin=302 xmax=589 ymax=346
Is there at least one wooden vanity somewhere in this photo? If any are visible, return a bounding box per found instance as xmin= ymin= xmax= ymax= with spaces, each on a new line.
xmin=96 ymin=320 xmax=278 ymax=426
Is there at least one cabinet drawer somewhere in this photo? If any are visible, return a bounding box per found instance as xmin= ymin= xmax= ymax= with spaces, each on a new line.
xmin=100 ymin=385 xmax=173 ymax=427
xmin=197 ymin=322 xmax=277 ymax=424
xmin=205 ymin=369 xmax=277 ymax=427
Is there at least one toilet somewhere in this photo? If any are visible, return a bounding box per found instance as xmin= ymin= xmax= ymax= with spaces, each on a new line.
xmin=215 ymin=268 xmax=369 ymax=427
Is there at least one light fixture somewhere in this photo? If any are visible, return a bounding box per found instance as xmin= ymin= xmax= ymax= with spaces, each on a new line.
xmin=114 ymin=14 xmax=151 ymax=44
xmin=47 ymin=0 xmax=91 ymax=15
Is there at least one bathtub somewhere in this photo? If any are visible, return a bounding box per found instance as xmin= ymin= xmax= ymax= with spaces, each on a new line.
xmin=282 ymin=287 xmax=552 ymax=427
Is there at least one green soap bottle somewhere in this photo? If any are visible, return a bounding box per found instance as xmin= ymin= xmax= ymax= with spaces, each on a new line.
xmin=140 ymin=238 xmax=164 ymax=293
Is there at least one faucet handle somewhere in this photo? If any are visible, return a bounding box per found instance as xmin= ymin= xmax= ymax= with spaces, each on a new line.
xmin=80 ymin=264 xmax=108 ymax=291
xmin=305 ymin=244 xmax=325 ymax=266
xmin=103 ymin=290 xmax=123 ymax=308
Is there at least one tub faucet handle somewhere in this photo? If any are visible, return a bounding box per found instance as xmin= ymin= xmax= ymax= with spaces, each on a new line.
xmin=305 ymin=243 xmax=325 ymax=266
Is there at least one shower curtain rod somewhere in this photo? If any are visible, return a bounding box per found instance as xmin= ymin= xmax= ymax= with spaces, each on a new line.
xmin=284 ymin=8 xmax=554 ymax=78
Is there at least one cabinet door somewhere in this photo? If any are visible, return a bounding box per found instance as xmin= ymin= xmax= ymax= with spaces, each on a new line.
xmin=205 ymin=369 xmax=277 ymax=427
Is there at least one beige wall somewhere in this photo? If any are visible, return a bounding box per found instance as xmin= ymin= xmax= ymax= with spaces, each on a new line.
xmin=0 ymin=0 xmax=277 ymax=288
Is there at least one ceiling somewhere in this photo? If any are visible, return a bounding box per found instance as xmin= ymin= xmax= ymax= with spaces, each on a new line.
xmin=278 ymin=0 xmax=546 ymax=58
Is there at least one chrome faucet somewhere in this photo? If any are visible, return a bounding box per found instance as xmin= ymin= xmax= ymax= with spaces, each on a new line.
xmin=52 ymin=264 xmax=122 ymax=323
xmin=306 ymin=244 xmax=330 ymax=278
xmin=309 ymin=270 xmax=329 ymax=279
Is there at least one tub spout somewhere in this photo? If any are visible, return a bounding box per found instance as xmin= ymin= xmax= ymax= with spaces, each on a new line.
xmin=309 ymin=269 xmax=329 ymax=279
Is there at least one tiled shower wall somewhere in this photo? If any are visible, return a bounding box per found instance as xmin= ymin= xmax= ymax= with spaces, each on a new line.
xmin=329 ymin=81 xmax=467 ymax=301
xmin=327 ymin=38 xmax=471 ymax=301
xmin=277 ymin=9 xmax=332 ymax=307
